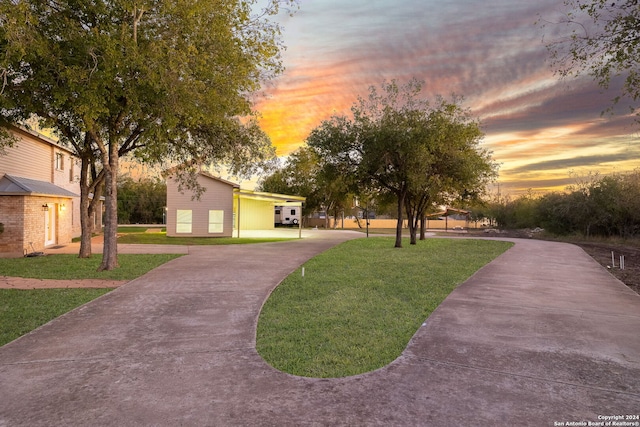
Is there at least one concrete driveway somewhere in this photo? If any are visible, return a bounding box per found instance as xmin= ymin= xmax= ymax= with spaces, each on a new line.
xmin=1 ymin=232 xmax=639 ymax=426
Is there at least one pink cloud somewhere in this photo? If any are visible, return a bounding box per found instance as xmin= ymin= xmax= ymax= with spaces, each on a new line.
xmin=257 ymin=0 xmax=638 ymax=191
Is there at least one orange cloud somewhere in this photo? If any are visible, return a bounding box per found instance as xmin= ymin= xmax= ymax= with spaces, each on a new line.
xmin=256 ymin=0 xmax=639 ymax=193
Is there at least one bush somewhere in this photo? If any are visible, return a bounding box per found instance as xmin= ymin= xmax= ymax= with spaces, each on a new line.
xmin=490 ymin=170 xmax=640 ymax=238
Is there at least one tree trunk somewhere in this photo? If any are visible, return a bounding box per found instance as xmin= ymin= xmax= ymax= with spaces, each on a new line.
xmin=408 ymin=218 xmax=417 ymax=245
xmin=405 ymin=203 xmax=418 ymax=245
xmin=78 ymin=158 xmax=93 ymax=258
xmin=98 ymin=142 xmax=119 ymax=271
xmin=395 ymin=191 xmax=404 ymax=248
xmin=419 ymin=215 xmax=427 ymax=240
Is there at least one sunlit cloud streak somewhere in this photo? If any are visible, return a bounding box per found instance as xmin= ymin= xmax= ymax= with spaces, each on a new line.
xmin=509 ymin=150 xmax=640 ymax=174
xmin=256 ymin=0 xmax=639 ymax=194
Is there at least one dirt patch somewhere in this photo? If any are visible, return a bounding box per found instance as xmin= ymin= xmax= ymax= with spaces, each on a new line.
xmin=574 ymin=242 xmax=639 ymax=295
xmin=0 ymin=276 xmax=128 ymax=290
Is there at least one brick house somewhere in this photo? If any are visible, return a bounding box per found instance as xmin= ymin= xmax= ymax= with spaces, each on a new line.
xmin=0 ymin=126 xmax=98 ymax=257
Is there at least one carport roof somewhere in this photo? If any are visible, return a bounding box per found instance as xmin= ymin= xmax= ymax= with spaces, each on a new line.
xmin=426 ymin=207 xmax=470 ymax=218
xmin=234 ymin=188 xmax=305 ymax=205
xmin=181 ymin=171 xmax=305 ymax=205
xmin=0 ymin=174 xmax=79 ymax=198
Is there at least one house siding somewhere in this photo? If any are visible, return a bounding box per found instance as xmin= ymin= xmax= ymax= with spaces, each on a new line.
xmin=166 ymin=174 xmax=235 ymax=238
xmin=0 ymin=131 xmax=51 ymax=181
xmin=0 ymin=127 xmax=82 ymax=257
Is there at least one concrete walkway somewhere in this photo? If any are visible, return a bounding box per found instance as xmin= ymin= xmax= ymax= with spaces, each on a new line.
xmin=1 ymin=233 xmax=639 ymax=426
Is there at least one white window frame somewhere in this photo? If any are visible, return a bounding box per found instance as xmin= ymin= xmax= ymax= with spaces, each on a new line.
xmin=69 ymin=157 xmax=75 ymax=181
xmin=176 ymin=209 xmax=192 ymax=234
xmin=208 ymin=210 xmax=224 ymax=233
xmin=55 ymin=152 xmax=64 ymax=170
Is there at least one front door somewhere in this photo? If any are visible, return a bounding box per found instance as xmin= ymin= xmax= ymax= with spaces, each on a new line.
xmin=44 ymin=204 xmax=56 ymax=246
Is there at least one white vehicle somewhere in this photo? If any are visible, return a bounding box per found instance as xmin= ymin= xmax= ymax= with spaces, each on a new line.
xmin=274 ymin=206 xmax=300 ymax=227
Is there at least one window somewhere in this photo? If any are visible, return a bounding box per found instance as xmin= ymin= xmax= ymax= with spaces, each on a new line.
xmin=69 ymin=157 xmax=75 ymax=181
xmin=208 ymin=210 xmax=224 ymax=233
xmin=55 ymin=152 xmax=64 ymax=170
xmin=290 ymin=209 xmax=296 ymax=216
xmin=176 ymin=210 xmax=192 ymax=233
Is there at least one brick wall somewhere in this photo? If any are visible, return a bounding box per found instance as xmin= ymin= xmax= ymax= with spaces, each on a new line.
xmin=0 ymin=196 xmax=76 ymax=258
xmin=0 ymin=196 xmax=25 ymax=257
xmin=24 ymin=197 xmax=46 ymax=254
xmin=54 ymin=198 xmax=74 ymax=245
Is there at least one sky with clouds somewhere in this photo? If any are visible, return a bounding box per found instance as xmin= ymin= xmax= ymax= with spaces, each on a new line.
xmin=254 ymin=0 xmax=640 ymax=195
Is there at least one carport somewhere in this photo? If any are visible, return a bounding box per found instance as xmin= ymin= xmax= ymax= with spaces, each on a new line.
xmin=425 ymin=207 xmax=470 ymax=231
xmin=166 ymin=172 xmax=305 ymax=238
xmin=234 ymin=189 xmax=305 ymax=238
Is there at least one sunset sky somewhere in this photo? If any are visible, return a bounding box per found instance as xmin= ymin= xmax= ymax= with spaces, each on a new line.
xmin=254 ymin=0 xmax=640 ymax=195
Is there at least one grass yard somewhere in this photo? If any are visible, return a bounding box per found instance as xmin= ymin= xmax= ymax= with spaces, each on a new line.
xmin=117 ymin=226 xmax=165 ymax=233
xmin=116 ymin=230 xmax=293 ymax=245
xmin=0 ymin=288 xmax=112 ymax=346
xmin=0 ymin=254 xmax=183 ymax=280
xmin=0 ymin=253 xmax=183 ymax=346
xmin=256 ymin=237 xmax=513 ymax=378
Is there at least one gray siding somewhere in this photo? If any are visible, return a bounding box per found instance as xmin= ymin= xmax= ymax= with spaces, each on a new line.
xmin=0 ymin=127 xmax=83 ymax=256
xmin=0 ymin=130 xmax=52 ymax=181
xmin=166 ymin=174 xmax=235 ymax=238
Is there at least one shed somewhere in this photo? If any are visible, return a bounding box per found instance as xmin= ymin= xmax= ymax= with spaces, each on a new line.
xmin=166 ymin=172 xmax=305 ymax=238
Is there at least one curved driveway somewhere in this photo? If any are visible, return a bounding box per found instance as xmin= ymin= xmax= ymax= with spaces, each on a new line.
xmin=1 ymin=231 xmax=639 ymax=426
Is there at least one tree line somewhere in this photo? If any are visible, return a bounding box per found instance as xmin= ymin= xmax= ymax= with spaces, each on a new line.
xmin=117 ymin=176 xmax=167 ymax=225
xmin=476 ymin=170 xmax=640 ymax=238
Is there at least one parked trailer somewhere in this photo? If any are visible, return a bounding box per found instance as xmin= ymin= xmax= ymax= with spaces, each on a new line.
xmin=274 ymin=206 xmax=300 ymax=227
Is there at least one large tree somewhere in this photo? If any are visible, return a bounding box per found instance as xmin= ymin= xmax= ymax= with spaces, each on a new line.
xmin=411 ymin=99 xmax=495 ymax=242
xmin=310 ymin=80 xmax=496 ymax=247
xmin=544 ymin=0 xmax=640 ymax=120
xmin=304 ymin=117 xmax=359 ymax=228
xmin=0 ymin=0 xmax=292 ymax=269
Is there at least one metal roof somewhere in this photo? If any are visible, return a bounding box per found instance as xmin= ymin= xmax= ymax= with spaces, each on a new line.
xmin=234 ymin=188 xmax=305 ymax=205
xmin=192 ymin=172 xmax=305 ymax=204
xmin=425 ymin=207 xmax=470 ymax=218
xmin=0 ymin=174 xmax=79 ymax=198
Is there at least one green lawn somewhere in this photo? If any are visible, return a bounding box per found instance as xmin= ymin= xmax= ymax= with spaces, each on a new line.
xmin=116 ymin=230 xmax=293 ymax=245
xmin=0 ymin=288 xmax=113 ymax=346
xmin=117 ymin=226 xmax=165 ymax=233
xmin=0 ymin=254 xmax=183 ymax=280
xmin=256 ymin=237 xmax=513 ymax=378
xmin=0 ymin=253 xmax=184 ymax=347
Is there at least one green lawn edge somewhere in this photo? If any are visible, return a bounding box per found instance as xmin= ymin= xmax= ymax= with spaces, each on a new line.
xmin=0 ymin=288 xmax=113 ymax=346
xmin=256 ymin=237 xmax=513 ymax=378
xmin=0 ymin=253 xmax=184 ymax=347
xmin=0 ymin=254 xmax=183 ymax=280
xmin=116 ymin=231 xmax=294 ymax=245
